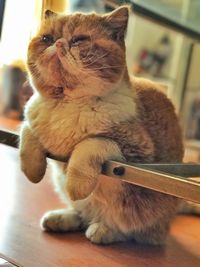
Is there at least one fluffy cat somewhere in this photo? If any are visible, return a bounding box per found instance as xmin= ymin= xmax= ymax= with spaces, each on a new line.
xmin=20 ymin=6 xmax=185 ymax=245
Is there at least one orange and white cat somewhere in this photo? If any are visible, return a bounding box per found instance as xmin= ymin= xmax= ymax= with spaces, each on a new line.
xmin=20 ymin=7 xmax=185 ymax=245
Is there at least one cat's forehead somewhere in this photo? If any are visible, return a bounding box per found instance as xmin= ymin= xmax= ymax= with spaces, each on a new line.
xmin=40 ymin=13 xmax=104 ymax=37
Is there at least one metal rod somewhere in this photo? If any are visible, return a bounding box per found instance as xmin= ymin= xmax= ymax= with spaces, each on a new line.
xmin=0 ymin=129 xmax=19 ymax=148
xmin=103 ymin=161 xmax=200 ymax=203
xmin=0 ymin=129 xmax=200 ymax=203
xmin=1 ymin=129 xmax=200 ymax=176
xmin=130 ymin=163 xmax=200 ymax=178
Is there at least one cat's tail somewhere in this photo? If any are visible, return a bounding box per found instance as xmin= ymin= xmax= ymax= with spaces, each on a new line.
xmin=178 ymin=201 xmax=200 ymax=216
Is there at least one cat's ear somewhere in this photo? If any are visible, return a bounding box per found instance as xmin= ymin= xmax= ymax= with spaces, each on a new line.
xmin=104 ymin=6 xmax=129 ymax=41
xmin=44 ymin=9 xmax=57 ymax=19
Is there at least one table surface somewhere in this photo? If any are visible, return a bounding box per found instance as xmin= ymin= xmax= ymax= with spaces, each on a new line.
xmin=130 ymin=0 xmax=200 ymax=41
xmin=0 ymin=144 xmax=200 ymax=267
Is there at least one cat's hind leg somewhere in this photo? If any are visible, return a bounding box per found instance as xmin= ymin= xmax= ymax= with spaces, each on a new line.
xmin=86 ymin=222 xmax=126 ymax=245
xmin=133 ymin=220 xmax=170 ymax=246
xmin=41 ymin=208 xmax=83 ymax=232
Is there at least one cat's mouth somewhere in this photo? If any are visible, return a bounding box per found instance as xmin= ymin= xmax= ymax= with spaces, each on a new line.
xmin=50 ymin=87 xmax=64 ymax=99
xmin=50 ymin=86 xmax=76 ymax=99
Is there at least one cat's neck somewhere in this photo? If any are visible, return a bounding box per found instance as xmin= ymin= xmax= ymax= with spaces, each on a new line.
xmin=99 ymin=78 xmax=135 ymax=109
xmin=58 ymin=74 xmax=134 ymax=107
xmin=34 ymin=74 xmax=136 ymax=119
xmin=61 ymin=76 xmax=136 ymax=123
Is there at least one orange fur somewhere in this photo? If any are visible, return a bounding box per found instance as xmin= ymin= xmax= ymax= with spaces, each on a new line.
xmin=20 ymin=6 xmax=185 ymax=245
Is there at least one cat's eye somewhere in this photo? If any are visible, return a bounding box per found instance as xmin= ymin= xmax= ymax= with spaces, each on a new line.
xmin=70 ymin=35 xmax=90 ymax=46
xmin=41 ymin=34 xmax=54 ymax=45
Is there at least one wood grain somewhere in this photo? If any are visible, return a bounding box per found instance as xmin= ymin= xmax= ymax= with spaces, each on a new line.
xmin=0 ymin=144 xmax=200 ymax=267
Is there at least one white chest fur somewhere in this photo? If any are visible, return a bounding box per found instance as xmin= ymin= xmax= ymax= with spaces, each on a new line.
xmin=25 ymin=89 xmax=136 ymax=157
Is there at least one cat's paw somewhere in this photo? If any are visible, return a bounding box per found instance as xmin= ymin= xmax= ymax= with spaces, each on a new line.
xmin=86 ymin=223 xmax=123 ymax=245
xmin=67 ymin=178 xmax=97 ymax=201
xmin=66 ymin=167 xmax=98 ymax=201
xmin=41 ymin=209 xmax=82 ymax=232
xmin=20 ymin=152 xmax=46 ymax=183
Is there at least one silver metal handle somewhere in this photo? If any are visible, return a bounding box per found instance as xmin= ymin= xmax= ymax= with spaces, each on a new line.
xmin=1 ymin=129 xmax=200 ymax=203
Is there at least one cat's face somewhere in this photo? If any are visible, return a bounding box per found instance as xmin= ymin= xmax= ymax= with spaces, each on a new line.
xmin=27 ymin=7 xmax=129 ymax=100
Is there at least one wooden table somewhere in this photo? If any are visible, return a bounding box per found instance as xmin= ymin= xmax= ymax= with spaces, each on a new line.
xmin=0 ymin=144 xmax=200 ymax=267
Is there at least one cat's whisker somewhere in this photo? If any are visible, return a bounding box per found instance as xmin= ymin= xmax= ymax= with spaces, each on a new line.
xmin=28 ymin=62 xmax=41 ymax=79
xmin=90 ymin=65 xmax=125 ymax=71
xmin=82 ymin=52 xmax=110 ymax=68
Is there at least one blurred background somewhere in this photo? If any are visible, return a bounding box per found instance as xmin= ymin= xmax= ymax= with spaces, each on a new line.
xmin=0 ymin=0 xmax=200 ymax=161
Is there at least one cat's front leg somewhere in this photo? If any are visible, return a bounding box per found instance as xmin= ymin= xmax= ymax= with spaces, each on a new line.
xmin=19 ymin=123 xmax=47 ymax=183
xmin=41 ymin=209 xmax=83 ymax=232
xmin=66 ymin=137 xmax=125 ymax=201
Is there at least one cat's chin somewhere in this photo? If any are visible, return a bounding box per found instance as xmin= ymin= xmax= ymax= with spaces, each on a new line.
xmin=50 ymin=87 xmax=65 ymax=99
xmin=42 ymin=86 xmax=85 ymax=101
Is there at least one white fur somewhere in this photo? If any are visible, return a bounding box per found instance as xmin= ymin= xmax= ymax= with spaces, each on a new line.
xmin=25 ymin=83 xmax=136 ymax=157
xmin=22 ymin=81 xmax=138 ymax=243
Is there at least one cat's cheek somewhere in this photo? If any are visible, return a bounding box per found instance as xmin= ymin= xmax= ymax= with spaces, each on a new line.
xmin=37 ymin=55 xmax=60 ymax=80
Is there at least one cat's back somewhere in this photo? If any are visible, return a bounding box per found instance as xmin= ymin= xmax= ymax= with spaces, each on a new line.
xmin=132 ymin=77 xmax=184 ymax=162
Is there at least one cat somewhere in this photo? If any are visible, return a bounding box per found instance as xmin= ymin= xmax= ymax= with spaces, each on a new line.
xmin=20 ymin=6 xmax=186 ymax=245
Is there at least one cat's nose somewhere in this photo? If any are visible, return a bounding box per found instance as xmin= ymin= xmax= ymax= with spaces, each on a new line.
xmin=55 ymin=38 xmax=68 ymax=49
xmin=55 ymin=38 xmax=69 ymax=57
